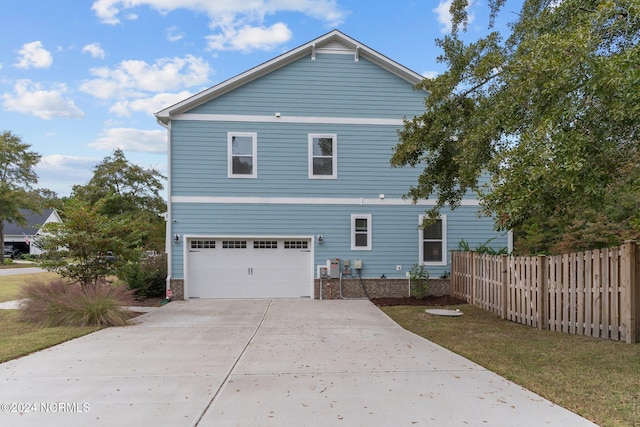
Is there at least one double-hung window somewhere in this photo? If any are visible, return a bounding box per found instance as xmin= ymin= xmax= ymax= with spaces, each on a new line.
xmin=228 ymin=132 xmax=257 ymax=178
xmin=419 ymin=215 xmax=447 ymax=265
xmin=308 ymin=134 xmax=337 ymax=179
xmin=351 ymin=214 xmax=372 ymax=250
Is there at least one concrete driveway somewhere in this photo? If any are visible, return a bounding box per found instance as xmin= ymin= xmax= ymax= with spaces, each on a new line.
xmin=0 ymin=300 xmax=596 ymax=426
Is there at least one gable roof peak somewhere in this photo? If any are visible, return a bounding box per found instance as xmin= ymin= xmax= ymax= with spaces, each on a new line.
xmin=156 ymin=29 xmax=423 ymax=125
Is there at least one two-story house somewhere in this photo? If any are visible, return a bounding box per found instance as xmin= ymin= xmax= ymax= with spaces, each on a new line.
xmin=156 ymin=30 xmax=508 ymax=300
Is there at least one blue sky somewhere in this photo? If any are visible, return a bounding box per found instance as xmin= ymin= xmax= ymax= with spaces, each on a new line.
xmin=0 ymin=0 xmax=521 ymax=197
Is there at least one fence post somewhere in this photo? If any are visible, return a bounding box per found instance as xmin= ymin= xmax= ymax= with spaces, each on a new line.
xmin=501 ymin=254 xmax=508 ymax=319
xmin=450 ymin=251 xmax=457 ymax=298
xmin=621 ymin=241 xmax=638 ymax=343
xmin=537 ymin=255 xmax=548 ymax=330
xmin=471 ymin=251 xmax=477 ymax=306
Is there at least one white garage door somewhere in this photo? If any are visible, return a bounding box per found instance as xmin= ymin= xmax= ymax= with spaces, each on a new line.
xmin=187 ymin=238 xmax=313 ymax=298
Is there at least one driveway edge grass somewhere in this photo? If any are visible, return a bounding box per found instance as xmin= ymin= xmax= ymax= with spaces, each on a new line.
xmin=0 ymin=310 xmax=100 ymax=363
xmin=0 ymin=272 xmax=107 ymax=363
xmin=381 ymin=304 xmax=640 ymax=427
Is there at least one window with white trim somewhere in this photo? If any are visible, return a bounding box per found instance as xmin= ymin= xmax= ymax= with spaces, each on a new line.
xmin=419 ymin=215 xmax=447 ymax=265
xmin=228 ymin=132 xmax=257 ymax=178
xmin=308 ymin=134 xmax=337 ymax=179
xmin=351 ymin=214 xmax=372 ymax=250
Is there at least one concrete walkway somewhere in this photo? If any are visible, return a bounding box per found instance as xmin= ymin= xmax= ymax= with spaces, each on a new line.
xmin=0 ymin=266 xmax=46 ymax=276
xmin=0 ymin=299 xmax=29 ymax=309
xmin=0 ymin=299 xmax=597 ymax=426
xmin=0 ymin=298 xmax=157 ymax=313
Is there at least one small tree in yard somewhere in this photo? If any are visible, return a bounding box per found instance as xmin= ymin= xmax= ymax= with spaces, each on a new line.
xmin=410 ymin=263 xmax=430 ymax=299
xmin=37 ymin=199 xmax=147 ymax=286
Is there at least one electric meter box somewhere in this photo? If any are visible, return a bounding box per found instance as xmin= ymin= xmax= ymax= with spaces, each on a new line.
xmin=354 ymin=259 xmax=363 ymax=270
xmin=330 ymin=258 xmax=340 ymax=278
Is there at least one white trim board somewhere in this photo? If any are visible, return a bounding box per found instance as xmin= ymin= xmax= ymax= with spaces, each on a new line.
xmin=174 ymin=113 xmax=405 ymax=126
xmin=171 ymin=196 xmax=481 ymax=206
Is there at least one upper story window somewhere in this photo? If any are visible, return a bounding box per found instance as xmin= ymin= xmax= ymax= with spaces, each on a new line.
xmin=419 ymin=215 xmax=447 ymax=265
xmin=308 ymin=134 xmax=337 ymax=179
xmin=351 ymin=214 xmax=372 ymax=250
xmin=228 ymin=132 xmax=257 ymax=178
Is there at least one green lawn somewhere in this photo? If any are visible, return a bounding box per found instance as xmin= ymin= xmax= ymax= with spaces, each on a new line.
xmin=382 ymin=304 xmax=640 ymax=427
xmin=0 ymin=310 xmax=99 ymax=363
xmin=0 ymin=262 xmax=35 ymax=269
xmin=0 ymin=272 xmax=60 ymax=302
xmin=0 ymin=272 xmax=100 ymax=362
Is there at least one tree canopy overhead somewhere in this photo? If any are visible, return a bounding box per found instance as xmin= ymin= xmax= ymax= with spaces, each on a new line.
xmin=391 ymin=0 xmax=640 ymax=234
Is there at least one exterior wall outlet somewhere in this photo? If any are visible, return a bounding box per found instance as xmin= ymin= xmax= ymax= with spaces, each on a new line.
xmin=396 ymin=265 xmax=402 ymax=271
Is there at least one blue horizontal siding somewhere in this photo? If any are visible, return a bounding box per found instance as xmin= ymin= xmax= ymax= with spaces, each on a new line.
xmin=188 ymin=53 xmax=426 ymax=120
xmin=171 ymin=120 xmax=481 ymax=200
xmin=170 ymin=202 xmax=508 ymax=279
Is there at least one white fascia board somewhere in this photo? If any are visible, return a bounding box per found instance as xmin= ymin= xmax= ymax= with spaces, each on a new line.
xmin=171 ymin=196 xmax=481 ymax=206
xmin=155 ymin=30 xmax=425 ymax=125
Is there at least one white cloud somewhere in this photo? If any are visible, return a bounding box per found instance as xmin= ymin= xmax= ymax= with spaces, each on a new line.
xmin=166 ymin=26 xmax=184 ymax=42
xmin=14 ymin=41 xmax=53 ymax=69
xmin=2 ymin=80 xmax=84 ymax=120
xmin=109 ymin=90 xmax=195 ymax=117
xmin=422 ymin=71 xmax=439 ymax=79
xmin=79 ymin=55 xmax=211 ymax=100
xmin=91 ymin=0 xmax=345 ymax=51
xmin=82 ymin=43 xmax=106 ymax=59
xmin=38 ymin=154 xmax=99 ymax=176
xmin=206 ymin=23 xmax=292 ymax=52
xmin=433 ymin=0 xmax=475 ymax=34
xmin=89 ymin=128 xmax=166 ymax=153
xmin=37 ymin=154 xmax=100 ymax=193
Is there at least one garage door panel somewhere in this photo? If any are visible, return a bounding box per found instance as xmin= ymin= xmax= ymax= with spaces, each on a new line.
xmin=187 ymin=238 xmax=312 ymax=299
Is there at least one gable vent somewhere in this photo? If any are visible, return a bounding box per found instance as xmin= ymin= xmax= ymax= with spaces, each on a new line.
xmin=316 ymin=41 xmax=354 ymax=55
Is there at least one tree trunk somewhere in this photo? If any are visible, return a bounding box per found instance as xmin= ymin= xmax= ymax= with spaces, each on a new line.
xmin=0 ymin=221 xmax=4 ymax=264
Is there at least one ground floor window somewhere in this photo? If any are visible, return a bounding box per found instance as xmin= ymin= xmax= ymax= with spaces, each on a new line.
xmin=351 ymin=214 xmax=372 ymax=250
xmin=419 ymin=215 xmax=447 ymax=265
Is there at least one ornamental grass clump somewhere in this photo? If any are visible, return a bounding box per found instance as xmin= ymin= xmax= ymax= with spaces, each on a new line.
xmin=19 ymin=279 xmax=135 ymax=327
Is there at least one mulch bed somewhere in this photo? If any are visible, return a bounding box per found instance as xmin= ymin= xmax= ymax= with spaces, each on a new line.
xmin=131 ymin=297 xmax=165 ymax=307
xmin=370 ymin=295 xmax=467 ymax=307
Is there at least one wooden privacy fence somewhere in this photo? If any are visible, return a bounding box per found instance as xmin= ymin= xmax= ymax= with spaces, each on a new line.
xmin=451 ymin=241 xmax=640 ymax=343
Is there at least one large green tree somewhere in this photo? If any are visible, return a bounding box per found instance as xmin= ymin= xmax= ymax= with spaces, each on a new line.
xmin=391 ymin=0 xmax=640 ymax=246
xmin=0 ymin=131 xmax=41 ymax=262
xmin=72 ymin=149 xmax=166 ymax=217
xmin=72 ymin=149 xmax=166 ymax=250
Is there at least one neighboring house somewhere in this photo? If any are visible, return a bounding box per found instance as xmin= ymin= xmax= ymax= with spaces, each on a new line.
xmin=156 ymin=30 xmax=509 ymax=300
xmin=2 ymin=209 xmax=62 ymax=256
